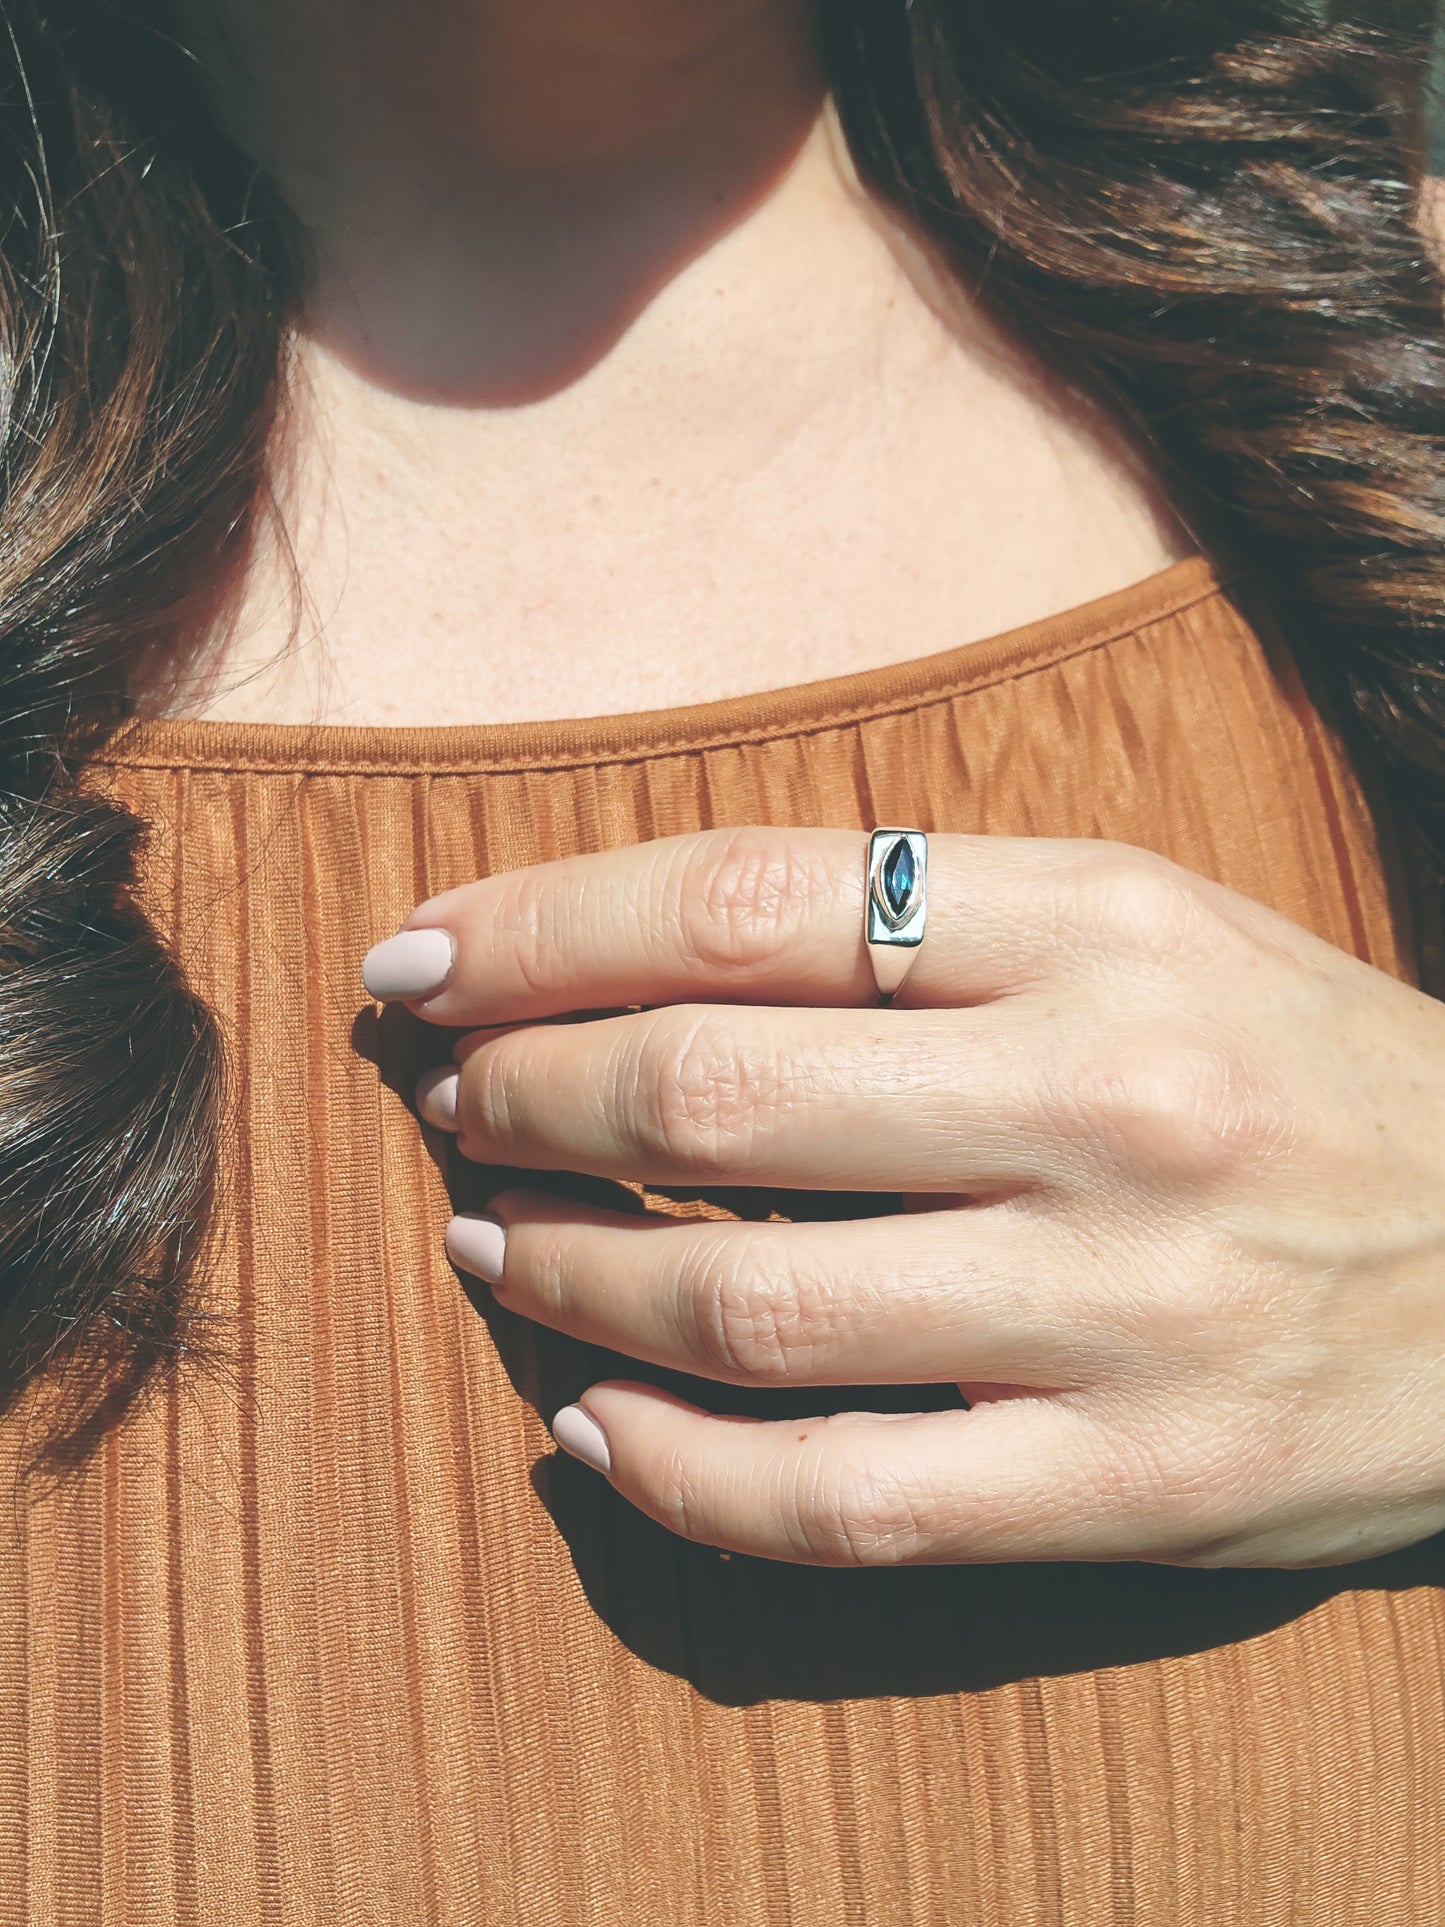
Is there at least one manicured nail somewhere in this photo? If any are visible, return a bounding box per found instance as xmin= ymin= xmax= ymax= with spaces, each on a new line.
xmin=362 ymin=927 xmax=454 ymax=1000
xmin=445 ymin=1213 xmax=506 ymax=1285
xmin=416 ymin=1066 xmax=460 ymax=1129
xmin=552 ymin=1404 xmax=612 ymax=1475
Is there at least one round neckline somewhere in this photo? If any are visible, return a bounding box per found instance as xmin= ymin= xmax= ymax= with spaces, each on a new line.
xmin=98 ymin=554 xmax=1226 ymax=777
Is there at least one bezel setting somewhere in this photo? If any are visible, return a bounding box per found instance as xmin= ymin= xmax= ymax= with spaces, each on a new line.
xmin=866 ymin=828 xmax=928 ymax=967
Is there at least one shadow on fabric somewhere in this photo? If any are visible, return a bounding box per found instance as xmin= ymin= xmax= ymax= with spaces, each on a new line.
xmin=469 ymin=1177 xmax=1445 ymax=1708
xmin=360 ymin=998 xmax=1445 ymax=1708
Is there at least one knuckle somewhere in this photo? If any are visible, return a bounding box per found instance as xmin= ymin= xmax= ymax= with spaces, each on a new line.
xmin=789 ymin=1454 xmax=932 ymax=1568
xmin=628 ymin=1008 xmax=781 ymax=1176
xmin=673 ymin=830 xmax=828 ymax=980
xmin=1064 ymin=844 xmax=1217 ymax=970
xmin=463 ymin=1031 xmax=529 ymax=1147
xmin=650 ymin=1446 xmax=716 ymax=1547
xmin=687 ymin=1235 xmax=830 ymax=1386
xmin=494 ymin=867 xmax=565 ymax=998
xmin=1064 ymin=1034 xmax=1292 ymax=1185
xmin=1096 ymin=1415 xmax=1255 ymax=1554
xmin=520 ymin=1222 xmax=578 ymax=1324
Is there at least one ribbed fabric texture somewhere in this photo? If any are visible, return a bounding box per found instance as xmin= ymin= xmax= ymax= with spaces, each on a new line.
xmin=4 ymin=554 xmax=1445 ymax=1925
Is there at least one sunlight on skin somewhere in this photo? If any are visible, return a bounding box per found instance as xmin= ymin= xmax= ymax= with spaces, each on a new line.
xmin=359 ymin=825 xmax=1445 ymax=1569
xmin=155 ymin=0 xmax=1190 ymax=729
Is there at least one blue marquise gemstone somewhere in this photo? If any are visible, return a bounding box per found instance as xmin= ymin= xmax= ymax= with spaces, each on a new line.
xmin=882 ymin=837 xmax=916 ymax=920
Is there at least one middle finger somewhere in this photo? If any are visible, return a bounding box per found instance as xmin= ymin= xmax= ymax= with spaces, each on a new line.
xmin=418 ymin=1002 xmax=1056 ymax=1192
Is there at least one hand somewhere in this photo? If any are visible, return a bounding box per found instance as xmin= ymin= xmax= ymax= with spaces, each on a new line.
xmin=364 ymin=827 xmax=1445 ymax=1568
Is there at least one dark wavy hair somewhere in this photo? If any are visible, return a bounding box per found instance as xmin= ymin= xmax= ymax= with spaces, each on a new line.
xmin=1 ymin=0 xmax=1443 ymax=1434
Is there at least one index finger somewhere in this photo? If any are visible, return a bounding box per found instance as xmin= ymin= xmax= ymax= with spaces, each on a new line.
xmin=361 ymin=825 xmax=1136 ymax=1027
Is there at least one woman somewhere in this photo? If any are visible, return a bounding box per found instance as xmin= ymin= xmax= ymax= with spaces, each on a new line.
xmin=3 ymin=0 xmax=1445 ymax=1918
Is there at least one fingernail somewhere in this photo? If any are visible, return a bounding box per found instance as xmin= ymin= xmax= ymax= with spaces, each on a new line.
xmin=445 ymin=1213 xmax=506 ymax=1285
xmin=416 ymin=1066 xmax=461 ymax=1129
xmin=552 ymin=1404 xmax=612 ymax=1475
xmin=362 ymin=928 xmax=454 ymax=1000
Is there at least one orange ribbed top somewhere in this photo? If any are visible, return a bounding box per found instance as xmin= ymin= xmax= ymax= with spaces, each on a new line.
xmin=4 ymin=554 xmax=1445 ymax=1925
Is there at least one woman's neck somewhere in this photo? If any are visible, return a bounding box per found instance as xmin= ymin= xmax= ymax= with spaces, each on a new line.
xmin=189 ymin=0 xmax=823 ymax=403
xmin=158 ymin=0 xmax=1189 ymax=728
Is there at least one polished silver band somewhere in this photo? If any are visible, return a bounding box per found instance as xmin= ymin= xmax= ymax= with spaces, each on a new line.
xmin=865 ymin=827 xmax=927 ymax=1005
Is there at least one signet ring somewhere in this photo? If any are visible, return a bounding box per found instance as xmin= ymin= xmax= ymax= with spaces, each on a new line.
xmin=864 ymin=828 xmax=927 ymax=1006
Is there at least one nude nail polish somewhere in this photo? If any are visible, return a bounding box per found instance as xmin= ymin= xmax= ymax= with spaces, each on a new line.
xmin=361 ymin=927 xmax=454 ymax=1000
xmin=552 ymin=1405 xmax=612 ymax=1475
xmin=416 ymin=1066 xmax=460 ymax=1129
xmin=445 ymin=1213 xmax=506 ymax=1285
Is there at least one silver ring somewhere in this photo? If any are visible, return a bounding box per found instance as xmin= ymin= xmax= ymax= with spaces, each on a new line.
xmin=865 ymin=828 xmax=927 ymax=1005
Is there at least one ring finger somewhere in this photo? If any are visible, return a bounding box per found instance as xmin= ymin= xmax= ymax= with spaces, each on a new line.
xmin=453 ymin=1188 xmax=1113 ymax=1388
